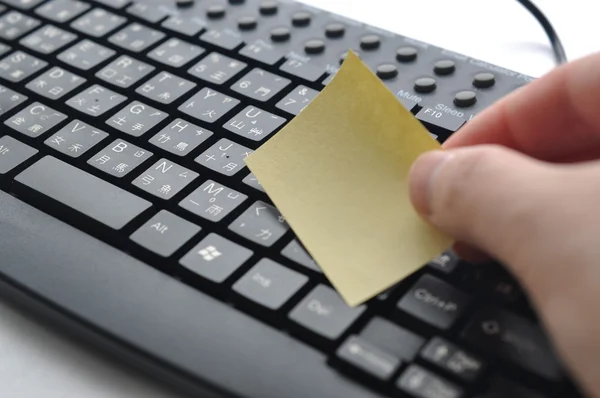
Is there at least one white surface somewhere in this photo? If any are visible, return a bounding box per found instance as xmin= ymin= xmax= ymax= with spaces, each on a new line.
xmin=2 ymin=1 xmax=600 ymax=397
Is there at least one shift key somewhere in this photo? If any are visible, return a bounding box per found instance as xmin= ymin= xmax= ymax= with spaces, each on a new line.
xmin=16 ymin=156 xmax=152 ymax=229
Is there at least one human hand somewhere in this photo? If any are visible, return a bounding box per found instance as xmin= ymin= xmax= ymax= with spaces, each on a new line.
xmin=408 ymin=52 xmax=600 ymax=397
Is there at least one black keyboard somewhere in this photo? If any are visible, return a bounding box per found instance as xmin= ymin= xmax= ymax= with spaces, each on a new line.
xmin=0 ymin=0 xmax=583 ymax=397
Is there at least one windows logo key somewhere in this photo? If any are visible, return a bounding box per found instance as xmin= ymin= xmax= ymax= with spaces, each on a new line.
xmin=198 ymin=245 xmax=222 ymax=262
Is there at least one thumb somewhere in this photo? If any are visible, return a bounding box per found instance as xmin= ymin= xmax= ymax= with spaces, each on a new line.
xmin=408 ymin=146 xmax=600 ymax=397
xmin=408 ymin=144 xmax=599 ymax=282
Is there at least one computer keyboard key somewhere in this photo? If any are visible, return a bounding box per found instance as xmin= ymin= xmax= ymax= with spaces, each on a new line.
xmin=270 ymin=27 xmax=291 ymax=42
xmin=180 ymin=233 xmax=253 ymax=283
xmin=461 ymin=307 xmax=562 ymax=381
xmin=35 ymin=0 xmax=90 ymax=23
xmin=428 ymin=249 xmax=460 ymax=274
xmin=279 ymin=59 xmax=325 ymax=82
xmin=414 ymin=77 xmax=437 ymax=94
xmin=239 ymin=39 xmax=285 ymax=66
xmin=231 ymin=200 xmax=286 ymax=242
xmin=359 ymin=34 xmax=380 ymax=50
xmin=0 ymin=85 xmax=27 ymax=115
xmin=478 ymin=377 xmax=544 ymax=398
xmin=397 ymin=274 xmax=471 ymax=330
xmin=57 ymin=40 xmax=115 ymax=70
xmin=161 ymin=16 xmax=205 ymax=37
xmin=473 ymin=72 xmax=496 ymax=89
xmin=96 ymin=55 xmax=155 ymax=89
xmin=289 ymin=285 xmax=366 ymax=340
xmin=106 ymin=101 xmax=168 ymax=137
xmin=132 ymin=158 xmax=198 ymax=200
xmin=259 ymin=0 xmax=278 ymax=15
xmin=416 ymin=104 xmax=466 ymax=137
xmin=20 ymin=25 xmax=77 ymax=54
xmin=200 ymin=29 xmax=244 ymax=51
xmin=148 ymin=38 xmax=204 ymax=68
xmin=281 ymin=239 xmax=321 ymax=273
xmin=434 ymin=60 xmax=456 ymax=76
xmin=130 ymin=210 xmax=201 ymax=257
xmin=224 ymin=106 xmax=286 ymax=141
xmin=359 ymin=317 xmax=425 ymax=361
xmin=336 ymin=335 xmax=401 ymax=381
xmin=188 ymin=52 xmax=247 ymax=85
xmin=242 ymin=172 xmax=265 ymax=192
xmin=16 ymin=156 xmax=151 ymax=229
xmin=179 ymin=88 xmax=240 ymax=124
xmin=291 ymin=11 xmax=311 ymax=27
xmin=375 ymin=64 xmax=398 ymax=80
xmin=150 ymin=119 xmax=212 ymax=156
xmin=26 ymin=67 xmax=85 ymax=99
xmin=397 ymin=365 xmax=463 ymax=398
xmin=276 ymin=85 xmax=318 ymax=115
xmin=0 ymin=44 xmax=11 ymax=57
xmin=205 ymin=4 xmax=226 ymax=19
xmin=0 ymin=11 xmax=40 ymax=40
xmin=325 ymin=22 xmax=345 ymax=38
xmin=66 ymin=84 xmax=127 ymax=116
xmin=232 ymin=68 xmax=291 ymax=102
xmin=71 ymin=8 xmax=126 ymax=37
xmin=109 ymin=23 xmax=165 ymax=52
xmin=237 ymin=15 xmax=257 ymax=31
xmin=232 ymin=258 xmax=308 ymax=310
xmin=396 ymin=46 xmax=418 ymax=62
xmin=0 ymin=136 xmax=37 ymax=174
xmin=137 ymin=72 xmax=196 ymax=105
xmin=420 ymin=337 xmax=485 ymax=382
xmin=3 ymin=0 xmax=45 ymax=10
xmin=45 ymin=120 xmax=109 ymax=157
xmin=88 ymin=139 xmax=152 ymax=177
xmin=126 ymin=2 xmax=169 ymax=24
xmin=304 ymin=39 xmax=325 ymax=54
xmin=5 ymin=102 xmax=67 ymax=137
xmin=179 ymin=179 xmax=247 ymax=222
xmin=454 ymin=91 xmax=477 ymax=108
xmin=196 ymin=138 xmax=252 ymax=176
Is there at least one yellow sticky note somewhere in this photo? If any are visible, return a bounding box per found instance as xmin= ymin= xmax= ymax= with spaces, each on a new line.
xmin=245 ymin=51 xmax=452 ymax=307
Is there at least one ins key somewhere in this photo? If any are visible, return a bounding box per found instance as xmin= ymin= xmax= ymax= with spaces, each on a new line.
xmin=397 ymin=274 xmax=471 ymax=330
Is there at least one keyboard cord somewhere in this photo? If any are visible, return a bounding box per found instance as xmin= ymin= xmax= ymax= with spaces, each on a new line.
xmin=516 ymin=0 xmax=567 ymax=64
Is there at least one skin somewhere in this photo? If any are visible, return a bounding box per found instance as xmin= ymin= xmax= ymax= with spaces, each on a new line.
xmin=408 ymin=51 xmax=600 ymax=397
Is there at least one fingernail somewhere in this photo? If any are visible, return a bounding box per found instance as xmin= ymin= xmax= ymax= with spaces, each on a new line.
xmin=409 ymin=150 xmax=452 ymax=216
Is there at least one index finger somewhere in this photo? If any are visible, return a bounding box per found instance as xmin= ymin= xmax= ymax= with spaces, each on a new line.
xmin=443 ymin=51 xmax=600 ymax=162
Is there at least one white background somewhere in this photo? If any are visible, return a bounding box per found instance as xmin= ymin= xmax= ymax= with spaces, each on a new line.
xmin=1 ymin=1 xmax=599 ymax=397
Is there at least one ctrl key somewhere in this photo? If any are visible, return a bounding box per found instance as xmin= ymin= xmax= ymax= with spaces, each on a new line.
xmin=0 ymin=135 xmax=37 ymax=174
xmin=397 ymin=365 xmax=464 ymax=398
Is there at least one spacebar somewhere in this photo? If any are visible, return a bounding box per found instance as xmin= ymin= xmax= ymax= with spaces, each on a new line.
xmin=0 ymin=191 xmax=383 ymax=398
xmin=15 ymin=155 xmax=152 ymax=230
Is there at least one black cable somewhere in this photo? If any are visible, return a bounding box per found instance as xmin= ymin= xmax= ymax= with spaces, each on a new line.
xmin=516 ymin=0 xmax=568 ymax=65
